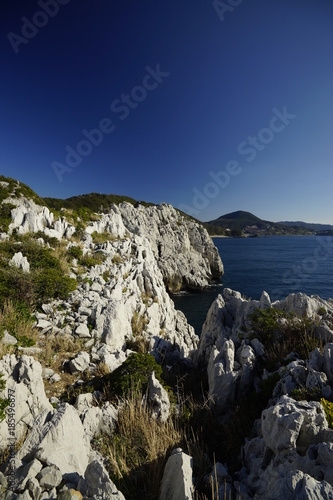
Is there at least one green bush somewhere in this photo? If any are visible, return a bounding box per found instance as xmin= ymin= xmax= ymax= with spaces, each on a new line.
xmin=106 ymin=353 xmax=163 ymax=400
xmin=0 ymin=373 xmax=9 ymax=423
xmin=0 ymin=203 xmax=15 ymax=232
xmin=34 ymin=268 xmax=76 ymax=303
xmin=321 ymin=398 xmax=333 ymax=428
xmin=67 ymin=245 xmax=83 ymax=260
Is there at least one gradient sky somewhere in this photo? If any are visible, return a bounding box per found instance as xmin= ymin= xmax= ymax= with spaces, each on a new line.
xmin=1 ymin=1 xmax=333 ymax=223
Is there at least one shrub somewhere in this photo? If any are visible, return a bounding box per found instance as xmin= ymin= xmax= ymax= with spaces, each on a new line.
xmin=105 ymin=353 xmax=163 ymax=401
xmin=250 ymin=307 xmax=320 ymax=368
xmin=0 ymin=203 xmax=15 ymax=232
xmin=67 ymin=245 xmax=83 ymax=260
xmin=79 ymin=252 xmax=106 ymax=268
xmin=0 ymin=373 xmax=9 ymax=423
xmin=34 ymin=268 xmax=76 ymax=304
xmin=112 ymin=254 xmax=123 ymax=265
xmin=321 ymin=398 xmax=333 ymax=429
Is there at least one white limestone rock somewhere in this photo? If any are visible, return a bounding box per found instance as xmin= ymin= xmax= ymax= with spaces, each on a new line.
xmin=119 ymin=202 xmax=223 ymax=292
xmin=69 ymin=351 xmax=90 ymax=374
xmin=84 ymin=457 xmax=125 ymax=499
xmin=16 ymin=403 xmax=90 ymax=477
xmin=147 ymin=370 xmax=170 ymax=422
xmin=239 ymin=396 xmax=333 ymax=498
xmin=1 ymin=330 xmax=17 ymax=345
xmin=9 ymin=251 xmax=30 ymax=273
xmin=0 ymin=355 xmax=52 ymax=451
xmin=160 ymin=448 xmax=194 ymax=500
xmin=37 ymin=464 xmax=63 ymax=490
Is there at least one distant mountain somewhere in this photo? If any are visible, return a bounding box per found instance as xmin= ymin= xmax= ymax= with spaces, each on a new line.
xmin=278 ymin=221 xmax=333 ymax=232
xmin=206 ymin=211 xmax=314 ymax=236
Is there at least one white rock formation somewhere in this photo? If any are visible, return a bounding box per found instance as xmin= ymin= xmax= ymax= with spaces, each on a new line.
xmin=0 ymin=355 xmax=52 ymax=450
xmin=9 ymin=252 xmax=30 ymax=273
xmin=160 ymin=448 xmax=194 ymax=500
xmin=118 ymin=202 xmax=223 ymax=291
xmin=198 ymin=288 xmax=333 ymax=411
xmin=147 ymin=370 xmax=170 ymax=422
xmin=238 ymin=396 xmax=333 ymax=499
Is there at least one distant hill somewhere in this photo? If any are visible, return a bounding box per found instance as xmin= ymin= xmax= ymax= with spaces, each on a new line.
xmin=278 ymin=221 xmax=333 ymax=232
xmin=207 ymin=211 xmax=314 ymax=236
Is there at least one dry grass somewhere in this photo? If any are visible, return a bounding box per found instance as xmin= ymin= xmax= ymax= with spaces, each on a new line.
xmin=0 ymin=300 xmax=37 ymax=357
xmin=91 ymin=231 xmax=118 ymax=244
xmin=51 ymin=240 xmax=72 ymax=275
xmin=96 ymin=390 xmax=183 ymax=500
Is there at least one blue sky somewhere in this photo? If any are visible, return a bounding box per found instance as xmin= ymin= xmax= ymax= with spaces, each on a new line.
xmin=1 ymin=1 xmax=333 ymax=223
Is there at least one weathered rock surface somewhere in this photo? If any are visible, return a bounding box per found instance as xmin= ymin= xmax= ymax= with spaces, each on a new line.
xmin=160 ymin=448 xmax=194 ymax=500
xmin=118 ymin=202 xmax=223 ymax=292
xmin=237 ymin=396 xmax=333 ymax=499
xmin=0 ymin=355 xmax=52 ymax=449
xmin=198 ymin=288 xmax=333 ymax=411
xmin=9 ymin=252 xmax=30 ymax=273
xmin=147 ymin=370 xmax=170 ymax=422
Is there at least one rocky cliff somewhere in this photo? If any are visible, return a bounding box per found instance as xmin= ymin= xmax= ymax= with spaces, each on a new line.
xmin=1 ymin=178 xmax=333 ymax=499
xmin=197 ymin=289 xmax=333 ymax=498
xmin=0 ymin=179 xmax=223 ymax=499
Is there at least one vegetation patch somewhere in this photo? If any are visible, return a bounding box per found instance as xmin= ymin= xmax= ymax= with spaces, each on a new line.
xmin=250 ymin=307 xmax=321 ymax=370
xmin=0 ymin=372 xmax=9 ymax=423
xmin=93 ymin=390 xmax=183 ymax=500
xmin=321 ymin=398 xmax=333 ymax=429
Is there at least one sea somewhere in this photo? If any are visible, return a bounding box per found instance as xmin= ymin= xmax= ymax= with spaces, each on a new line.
xmin=172 ymin=235 xmax=333 ymax=335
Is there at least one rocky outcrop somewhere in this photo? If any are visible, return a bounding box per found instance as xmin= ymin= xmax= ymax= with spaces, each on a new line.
xmin=7 ymin=197 xmax=76 ymax=240
xmin=9 ymin=252 xmax=30 ymax=273
xmin=197 ymin=288 xmax=333 ymax=411
xmin=0 ymin=355 xmax=52 ymax=449
xmin=196 ymin=288 xmax=333 ymax=498
xmin=236 ymin=396 xmax=333 ymax=499
xmin=118 ymin=202 xmax=223 ymax=292
xmin=5 ymin=196 xmax=223 ymax=293
xmin=160 ymin=448 xmax=194 ymax=500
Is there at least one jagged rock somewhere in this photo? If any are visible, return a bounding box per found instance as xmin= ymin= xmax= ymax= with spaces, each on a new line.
xmin=159 ymin=448 xmax=194 ymax=500
xmin=9 ymin=252 xmax=30 ymax=273
xmin=0 ymin=355 xmax=52 ymax=451
xmin=75 ymin=324 xmax=91 ymax=339
xmin=262 ymin=469 xmax=333 ymax=500
xmin=69 ymin=352 xmax=90 ymax=374
xmin=239 ymin=396 xmax=333 ymax=497
xmin=147 ymin=371 xmax=170 ymax=422
xmin=1 ymin=330 xmax=17 ymax=345
xmin=75 ymin=394 xmax=118 ymax=440
xmin=37 ymin=465 xmax=62 ymax=490
xmin=119 ymin=202 xmax=223 ymax=292
xmin=15 ymin=458 xmax=43 ymax=491
xmin=27 ymin=477 xmax=42 ymax=499
xmin=84 ymin=458 xmax=125 ymax=499
xmin=91 ymin=345 xmax=127 ymax=372
xmin=274 ymin=292 xmax=333 ymax=318
xmin=16 ymin=404 xmax=90 ymax=477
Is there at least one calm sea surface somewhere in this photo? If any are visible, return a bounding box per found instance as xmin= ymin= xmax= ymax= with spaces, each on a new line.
xmin=172 ymin=236 xmax=333 ymax=334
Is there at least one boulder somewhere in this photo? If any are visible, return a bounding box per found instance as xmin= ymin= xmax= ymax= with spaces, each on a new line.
xmin=16 ymin=404 xmax=90 ymax=477
xmin=9 ymin=252 xmax=30 ymax=273
xmin=160 ymin=448 xmax=194 ymax=500
xmin=147 ymin=371 xmax=170 ymax=422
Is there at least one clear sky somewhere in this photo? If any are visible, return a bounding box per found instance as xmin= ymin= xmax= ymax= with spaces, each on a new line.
xmin=1 ymin=0 xmax=333 ymax=224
